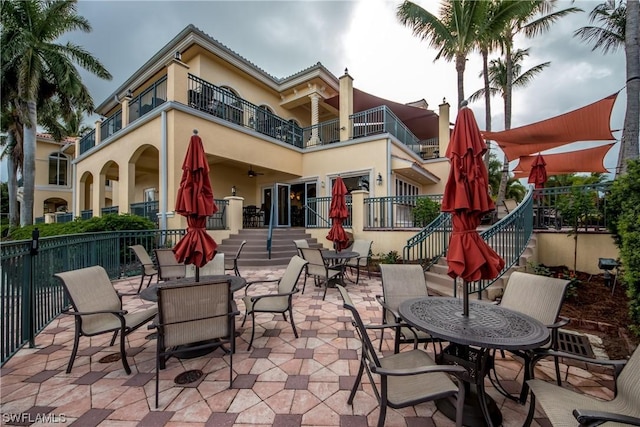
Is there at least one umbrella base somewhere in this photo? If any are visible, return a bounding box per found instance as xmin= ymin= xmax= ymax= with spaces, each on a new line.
xmin=436 ymin=387 xmax=502 ymax=427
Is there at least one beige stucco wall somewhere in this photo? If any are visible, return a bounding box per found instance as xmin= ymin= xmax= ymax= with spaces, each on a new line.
xmin=34 ymin=138 xmax=72 ymax=217
xmin=535 ymin=231 xmax=619 ymax=275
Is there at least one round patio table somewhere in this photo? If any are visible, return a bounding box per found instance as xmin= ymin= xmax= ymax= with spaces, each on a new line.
xmin=139 ymin=274 xmax=246 ymax=302
xmin=399 ymin=297 xmax=549 ymax=427
xmin=321 ymin=250 xmax=359 ymax=285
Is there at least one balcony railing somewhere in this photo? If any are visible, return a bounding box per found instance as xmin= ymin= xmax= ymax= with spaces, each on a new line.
xmin=302 ymin=119 xmax=340 ymax=147
xmin=81 ymin=210 xmax=93 ymax=220
xmin=130 ymin=201 xmax=159 ymax=224
xmin=187 ymin=74 xmax=304 ymax=147
xmin=206 ymin=199 xmax=228 ymax=230
xmin=129 ymin=76 xmax=167 ymax=123
xmin=101 ymin=206 xmax=119 ymax=215
xmin=78 ymin=129 xmax=95 ymax=155
xmin=100 ymin=109 xmax=122 ymax=140
xmin=351 ymin=106 xmax=423 ymax=156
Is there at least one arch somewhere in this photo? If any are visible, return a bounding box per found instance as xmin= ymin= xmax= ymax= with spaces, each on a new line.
xmin=43 ymin=197 xmax=69 ymax=214
xmin=79 ymin=170 xmax=94 ymax=212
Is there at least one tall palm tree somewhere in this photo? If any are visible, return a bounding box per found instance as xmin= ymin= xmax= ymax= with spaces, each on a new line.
xmin=397 ymin=0 xmax=489 ymax=109
xmin=495 ymin=1 xmax=581 ymax=205
xmin=1 ymin=0 xmax=111 ymax=226
xmin=574 ymin=0 xmax=639 ymax=176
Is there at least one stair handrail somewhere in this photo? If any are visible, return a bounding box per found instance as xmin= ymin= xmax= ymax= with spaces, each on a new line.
xmin=266 ymin=200 xmax=276 ymax=259
xmin=303 ymin=200 xmax=331 ymax=227
xmin=402 ymin=212 xmax=452 ymax=269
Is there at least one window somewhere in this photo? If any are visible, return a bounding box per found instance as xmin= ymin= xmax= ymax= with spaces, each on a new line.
xmin=48 ymin=153 xmax=68 ymax=186
xmin=395 ymin=178 xmax=419 ymax=204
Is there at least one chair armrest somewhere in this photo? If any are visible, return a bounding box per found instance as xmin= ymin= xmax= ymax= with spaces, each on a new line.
xmin=375 ymin=296 xmax=401 ymax=320
xmin=62 ymin=307 xmax=127 ymax=316
xmin=573 ymin=409 xmax=640 ymax=427
xmin=549 ymin=316 xmax=570 ymax=329
xmin=250 ymin=288 xmax=299 ymax=302
xmin=372 ymin=363 xmax=467 ymax=377
xmin=532 ymin=349 xmax=628 ymax=377
xmin=244 ymin=279 xmax=279 ymax=294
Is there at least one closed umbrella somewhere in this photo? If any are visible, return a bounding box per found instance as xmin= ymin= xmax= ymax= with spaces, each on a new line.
xmin=442 ymin=104 xmax=505 ymax=316
xmin=326 ymin=176 xmax=350 ymax=252
xmin=173 ymin=130 xmax=218 ymax=281
xmin=529 ymin=153 xmax=548 ymax=228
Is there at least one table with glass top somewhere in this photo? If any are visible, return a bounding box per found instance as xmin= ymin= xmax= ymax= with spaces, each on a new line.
xmin=399 ymin=297 xmax=549 ymax=427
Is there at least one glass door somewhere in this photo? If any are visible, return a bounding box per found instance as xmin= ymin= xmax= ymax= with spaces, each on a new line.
xmin=273 ymin=183 xmax=291 ymax=227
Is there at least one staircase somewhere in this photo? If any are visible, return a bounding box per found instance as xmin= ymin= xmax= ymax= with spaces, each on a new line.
xmin=425 ymin=233 xmax=538 ymax=300
xmin=215 ymin=228 xmax=323 ymax=268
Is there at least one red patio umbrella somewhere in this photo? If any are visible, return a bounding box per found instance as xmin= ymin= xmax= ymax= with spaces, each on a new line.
xmin=326 ymin=176 xmax=350 ymax=252
xmin=528 ymin=153 xmax=547 ymax=193
xmin=173 ymin=130 xmax=218 ymax=281
xmin=442 ymin=105 xmax=505 ymax=316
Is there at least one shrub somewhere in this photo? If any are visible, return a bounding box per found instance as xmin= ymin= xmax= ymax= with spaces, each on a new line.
xmin=412 ymin=197 xmax=441 ymax=227
xmin=378 ymin=250 xmax=401 ymax=264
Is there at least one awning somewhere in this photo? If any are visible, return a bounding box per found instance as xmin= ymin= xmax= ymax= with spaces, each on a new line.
xmin=391 ymin=156 xmax=440 ymax=184
xmin=512 ymin=143 xmax=615 ymax=179
xmin=482 ymin=93 xmax=618 ymax=160
xmin=325 ymin=88 xmax=440 ymax=141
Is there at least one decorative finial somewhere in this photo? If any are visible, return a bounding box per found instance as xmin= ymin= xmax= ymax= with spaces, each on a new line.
xmin=443 ymin=97 xmax=446 ymax=104
xmin=193 ymin=129 xmax=198 ymax=134
xmin=460 ymin=100 xmax=468 ymax=108
xmin=344 ymin=67 xmax=349 ymax=75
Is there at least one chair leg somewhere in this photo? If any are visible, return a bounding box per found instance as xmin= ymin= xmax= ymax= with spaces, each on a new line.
xmin=377 ymin=394 xmax=388 ymax=427
xmin=347 ymin=359 xmax=365 ymax=404
xmin=289 ymin=306 xmax=298 ymax=338
xmin=119 ymin=328 xmax=132 ymax=375
xmin=247 ymin=312 xmax=256 ymax=350
xmin=455 ymin=383 xmax=466 ymax=427
xmin=110 ymin=330 xmax=118 ymax=346
xmin=155 ymin=349 xmax=160 ymax=408
xmin=66 ymin=329 xmax=81 ymax=374
xmin=355 ymin=266 xmax=360 ymax=284
xmin=234 ymin=260 xmax=240 ymax=277
xmin=138 ymin=275 xmax=145 ymax=293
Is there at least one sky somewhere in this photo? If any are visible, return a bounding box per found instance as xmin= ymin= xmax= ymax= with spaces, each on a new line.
xmin=0 ymin=0 xmax=628 ymax=181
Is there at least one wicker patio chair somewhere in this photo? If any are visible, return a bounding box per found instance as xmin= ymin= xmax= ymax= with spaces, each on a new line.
xmin=345 ymin=239 xmax=373 ymax=284
xmin=491 ymin=271 xmax=570 ymax=403
xmin=224 ymin=240 xmax=247 ymax=277
xmin=524 ymin=345 xmax=640 ymax=427
xmin=54 ymin=265 xmax=158 ymax=374
xmin=376 ymin=264 xmax=441 ymax=354
xmin=336 ymin=284 xmax=466 ymax=427
xmin=155 ymin=278 xmax=238 ymax=408
xmin=241 ymin=255 xmax=307 ymax=350
xmin=129 ymin=245 xmax=158 ymax=293
xmin=154 ymin=248 xmax=186 ymax=281
xmin=299 ymin=247 xmax=341 ymax=299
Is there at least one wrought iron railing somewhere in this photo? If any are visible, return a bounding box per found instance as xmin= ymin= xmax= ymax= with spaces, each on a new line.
xmin=129 ymin=76 xmax=167 ymax=123
xmin=81 ymin=210 xmax=93 ymax=220
xmin=402 ymin=212 xmax=452 ymax=269
xmin=364 ymin=195 xmax=443 ymax=229
xmin=187 ymin=74 xmax=304 ymax=147
xmin=0 ymin=229 xmax=185 ymax=366
xmin=56 ymin=213 xmax=73 ymax=223
xmin=305 ymin=196 xmax=352 ymax=228
xmin=303 ymin=119 xmax=340 ymax=147
xmin=78 ymin=129 xmax=95 ymax=155
xmin=206 ymin=199 xmax=228 ymax=230
xmin=101 ymin=206 xmax=119 ymax=215
xmin=100 ymin=109 xmax=122 ymax=141
xmin=130 ymin=201 xmax=159 ymax=224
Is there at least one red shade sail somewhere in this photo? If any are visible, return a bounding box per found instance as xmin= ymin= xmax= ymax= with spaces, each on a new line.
xmin=482 ymin=93 xmax=618 ymax=161
xmin=442 ymin=106 xmax=505 ymax=316
xmin=326 ymin=176 xmax=350 ymax=251
xmin=173 ymin=132 xmax=217 ymax=274
xmin=512 ymin=143 xmax=614 ymax=179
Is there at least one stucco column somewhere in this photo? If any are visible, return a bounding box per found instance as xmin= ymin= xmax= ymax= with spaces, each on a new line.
xmin=93 ymin=173 xmax=106 ymax=216
xmin=167 ymin=57 xmax=189 ymax=105
xmin=438 ymin=99 xmax=450 ymax=158
xmin=122 ymin=98 xmax=130 ymax=128
xmin=118 ymin=162 xmax=135 ymax=214
xmin=308 ymin=93 xmax=321 ymax=146
xmin=350 ymin=190 xmax=366 ymax=235
xmin=225 ymin=196 xmax=244 ymax=234
xmin=94 ymin=120 xmax=102 ymax=145
xmin=339 ymin=69 xmax=354 ymax=142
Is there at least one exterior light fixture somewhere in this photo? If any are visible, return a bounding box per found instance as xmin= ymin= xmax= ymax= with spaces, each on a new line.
xmin=376 ymin=173 xmax=383 ymax=186
xmin=174 ymin=51 xmax=182 ymax=61
xmin=125 ymin=89 xmax=133 ymax=100
xmin=231 ymin=185 xmax=237 ymax=196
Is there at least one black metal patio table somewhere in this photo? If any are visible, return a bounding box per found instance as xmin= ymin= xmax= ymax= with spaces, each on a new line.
xmin=398 ymin=297 xmax=549 ymax=427
xmin=321 ymin=250 xmax=359 ymax=285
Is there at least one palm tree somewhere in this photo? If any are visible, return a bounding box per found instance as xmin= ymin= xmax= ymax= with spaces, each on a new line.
xmin=397 ymin=0 xmax=489 ymax=109
xmin=574 ymin=0 xmax=639 ymax=176
xmin=1 ymin=0 xmax=111 ymax=226
xmin=495 ymin=1 xmax=581 ymax=205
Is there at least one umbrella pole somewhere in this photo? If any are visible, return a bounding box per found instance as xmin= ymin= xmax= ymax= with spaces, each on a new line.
xmin=463 ymin=280 xmax=469 ymax=316
xmin=195 ymin=266 xmax=200 ymax=282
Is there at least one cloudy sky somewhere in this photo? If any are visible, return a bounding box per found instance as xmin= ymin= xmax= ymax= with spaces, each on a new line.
xmin=1 ymin=0 xmax=626 ymax=182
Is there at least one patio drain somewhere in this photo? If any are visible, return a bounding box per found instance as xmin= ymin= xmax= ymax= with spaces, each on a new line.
xmin=557 ymin=330 xmax=595 ymax=358
xmin=174 ymin=369 xmax=203 ymax=385
xmin=98 ymin=353 xmax=122 ymax=364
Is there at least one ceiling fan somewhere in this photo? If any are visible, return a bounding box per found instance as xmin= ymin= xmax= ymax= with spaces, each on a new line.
xmin=247 ymin=166 xmax=264 ymax=178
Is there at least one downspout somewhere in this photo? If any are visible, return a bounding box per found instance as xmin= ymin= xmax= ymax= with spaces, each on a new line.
xmin=160 ymin=111 xmax=168 ymax=231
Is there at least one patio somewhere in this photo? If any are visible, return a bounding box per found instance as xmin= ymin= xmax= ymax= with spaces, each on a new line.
xmin=0 ymin=267 xmax=616 ymax=427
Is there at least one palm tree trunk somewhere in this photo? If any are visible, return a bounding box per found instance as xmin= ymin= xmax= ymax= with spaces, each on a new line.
xmin=6 ymin=133 xmax=20 ymax=228
xmin=482 ymin=47 xmax=492 ymax=171
xmin=618 ymin=0 xmax=640 ymax=176
xmin=456 ymin=53 xmax=466 ymax=109
xmin=497 ymin=42 xmax=514 ymax=205
xmin=21 ymin=100 xmax=37 ymax=227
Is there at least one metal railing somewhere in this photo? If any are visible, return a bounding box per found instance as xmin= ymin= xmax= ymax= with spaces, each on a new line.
xmin=78 ymin=129 xmax=95 ymax=155
xmin=0 ymin=229 xmax=185 ymax=365
xmin=100 ymin=110 xmax=122 ymax=141
xmin=533 ymin=182 xmax=613 ymax=231
xmin=303 ymin=119 xmax=340 ymax=147
xmin=129 ymin=76 xmax=167 ymax=123
xmin=206 ymin=199 xmax=228 ymax=230
xmin=130 ymin=201 xmax=159 ymax=224
xmin=364 ymin=195 xmax=443 ymax=229
xmin=305 ymin=196 xmax=352 ymax=228
xmin=101 ymin=206 xmax=119 ymax=215
xmin=187 ymin=74 xmax=304 ymax=147
xmin=402 ymin=212 xmax=452 ymax=270
xmin=80 ymin=210 xmax=93 ymax=220
xmin=350 ymin=106 xmax=425 ymax=156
